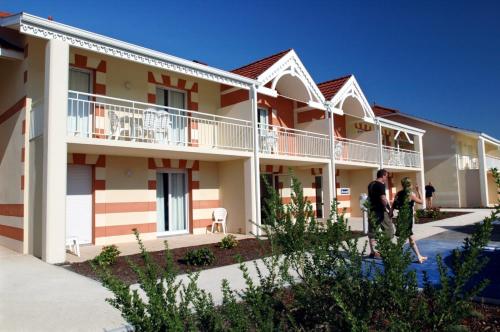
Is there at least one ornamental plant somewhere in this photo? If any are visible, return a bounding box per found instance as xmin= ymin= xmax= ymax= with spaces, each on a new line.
xmin=219 ymin=234 xmax=238 ymax=249
xmin=183 ymin=247 xmax=215 ymax=266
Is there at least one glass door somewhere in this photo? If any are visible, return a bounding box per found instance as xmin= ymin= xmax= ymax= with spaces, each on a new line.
xmin=156 ymin=88 xmax=187 ymax=145
xmin=68 ymin=69 xmax=92 ymax=137
xmin=156 ymin=170 xmax=189 ymax=235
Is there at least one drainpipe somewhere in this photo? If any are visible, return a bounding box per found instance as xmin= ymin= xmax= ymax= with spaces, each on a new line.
xmin=250 ymin=84 xmax=261 ymax=235
xmin=326 ymin=102 xmax=336 ymax=205
xmin=376 ymin=119 xmax=383 ymax=169
xmin=477 ymin=136 xmax=489 ymax=207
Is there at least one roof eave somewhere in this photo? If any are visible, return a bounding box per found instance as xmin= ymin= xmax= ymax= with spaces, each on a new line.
xmin=12 ymin=12 xmax=257 ymax=89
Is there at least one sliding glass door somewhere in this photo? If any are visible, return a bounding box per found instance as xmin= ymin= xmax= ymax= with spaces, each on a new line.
xmin=68 ymin=68 xmax=92 ymax=137
xmin=156 ymin=88 xmax=187 ymax=145
xmin=156 ymin=170 xmax=189 ymax=235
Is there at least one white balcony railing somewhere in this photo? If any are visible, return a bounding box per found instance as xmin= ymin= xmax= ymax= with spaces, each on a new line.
xmin=382 ymin=146 xmax=421 ymax=168
xmin=67 ymin=91 xmax=253 ymax=151
xmin=258 ymin=124 xmax=330 ymax=158
xmin=486 ymin=155 xmax=500 ymax=170
xmin=457 ymin=154 xmax=480 ymax=170
xmin=334 ymin=137 xmax=379 ymax=164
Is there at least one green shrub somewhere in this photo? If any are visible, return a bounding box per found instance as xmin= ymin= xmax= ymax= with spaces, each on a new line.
xmin=416 ymin=207 xmax=443 ymax=220
xmin=184 ymin=247 xmax=215 ymax=266
xmin=219 ymin=234 xmax=238 ymax=249
xmin=92 ymin=244 xmax=120 ymax=267
xmin=92 ymin=170 xmax=499 ymax=331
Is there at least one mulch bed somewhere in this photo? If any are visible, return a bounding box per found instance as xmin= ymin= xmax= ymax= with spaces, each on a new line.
xmin=68 ymin=238 xmax=272 ymax=285
xmin=68 ymin=231 xmax=366 ymax=285
xmin=464 ymin=302 xmax=500 ymax=331
xmin=416 ymin=211 xmax=471 ymax=224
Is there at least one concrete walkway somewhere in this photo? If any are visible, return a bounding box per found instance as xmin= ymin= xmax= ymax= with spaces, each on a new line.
xmin=0 ymin=208 xmax=493 ymax=331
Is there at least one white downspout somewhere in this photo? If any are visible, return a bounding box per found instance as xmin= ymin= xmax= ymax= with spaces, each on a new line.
xmin=376 ymin=120 xmax=383 ymax=169
xmin=250 ymin=84 xmax=261 ymax=234
xmin=326 ymin=103 xmax=337 ymax=201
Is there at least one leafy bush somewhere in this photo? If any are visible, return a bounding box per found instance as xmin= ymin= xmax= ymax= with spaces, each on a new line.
xmin=416 ymin=207 xmax=443 ymax=220
xmin=183 ymin=247 xmax=215 ymax=266
xmin=93 ymin=170 xmax=499 ymax=331
xmin=92 ymin=244 xmax=120 ymax=267
xmin=219 ymin=234 xmax=238 ymax=249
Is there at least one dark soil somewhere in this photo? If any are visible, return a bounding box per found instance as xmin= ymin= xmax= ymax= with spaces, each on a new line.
xmin=416 ymin=211 xmax=471 ymax=224
xmin=68 ymin=230 xmax=366 ymax=285
xmin=464 ymin=302 xmax=500 ymax=331
xmin=68 ymin=238 xmax=272 ymax=285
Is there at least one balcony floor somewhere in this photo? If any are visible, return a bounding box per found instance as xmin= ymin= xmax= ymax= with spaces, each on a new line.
xmin=67 ymin=136 xmax=252 ymax=162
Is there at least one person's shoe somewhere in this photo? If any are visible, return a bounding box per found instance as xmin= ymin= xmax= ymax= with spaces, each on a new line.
xmin=417 ymin=256 xmax=428 ymax=264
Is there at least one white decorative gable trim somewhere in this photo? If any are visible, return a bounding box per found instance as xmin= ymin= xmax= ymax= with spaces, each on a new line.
xmin=330 ymin=75 xmax=375 ymax=120
xmin=257 ymin=50 xmax=326 ymax=109
xmin=16 ymin=14 xmax=255 ymax=90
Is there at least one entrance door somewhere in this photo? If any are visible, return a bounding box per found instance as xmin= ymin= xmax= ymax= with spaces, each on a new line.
xmin=68 ymin=68 xmax=92 ymax=137
xmin=156 ymin=170 xmax=189 ymax=235
xmin=66 ymin=165 xmax=93 ymax=244
xmin=156 ymin=88 xmax=187 ymax=145
xmin=315 ymin=176 xmax=324 ymax=218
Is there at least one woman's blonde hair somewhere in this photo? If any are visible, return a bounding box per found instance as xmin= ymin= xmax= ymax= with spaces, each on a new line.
xmin=401 ymin=177 xmax=412 ymax=189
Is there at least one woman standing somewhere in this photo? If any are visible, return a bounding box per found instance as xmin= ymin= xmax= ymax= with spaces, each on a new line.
xmin=391 ymin=177 xmax=428 ymax=264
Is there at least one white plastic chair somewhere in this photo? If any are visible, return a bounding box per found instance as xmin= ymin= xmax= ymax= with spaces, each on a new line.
xmin=66 ymin=236 xmax=81 ymax=257
xmin=108 ymin=110 xmax=128 ymax=140
xmin=155 ymin=112 xmax=171 ymax=143
xmin=211 ymin=208 xmax=227 ymax=234
xmin=143 ymin=108 xmax=158 ymax=141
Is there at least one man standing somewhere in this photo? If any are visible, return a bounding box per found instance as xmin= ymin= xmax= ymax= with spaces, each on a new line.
xmin=425 ymin=182 xmax=436 ymax=208
xmin=367 ymin=169 xmax=394 ymax=258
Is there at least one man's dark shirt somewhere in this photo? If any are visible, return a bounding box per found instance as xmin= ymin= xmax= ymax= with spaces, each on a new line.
xmin=368 ymin=181 xmax=386 ymax=213
xmin=425 ymin=185 xmax=435 ymax=198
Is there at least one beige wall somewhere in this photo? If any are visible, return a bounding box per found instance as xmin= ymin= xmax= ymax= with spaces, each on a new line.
xmin=0 ymin=53 xmax=27 ymax=252
xmin=219 ymin=160 xmax=247 ymax=233
xmin=219 ymin=99 xmax=252 ymax=121
xmin=68 ymin=48 xmax=221 ymax=114
xmin=487 ymin=172 xmax=498 ymax=206
xmin=336 ymin=168 xmax=374 ymax=218
xmin=345 ymin=115 xmax=377 ymax=143
xmin=457 ymin=169 xmax=481 ymax=207
xmin=424 ymin=156 xmax=460 ymax=207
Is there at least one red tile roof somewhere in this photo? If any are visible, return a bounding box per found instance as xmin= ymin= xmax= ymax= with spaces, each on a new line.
xmin=372 ymin=104 xmax=400 ymax=117
xmin=231 ymin=49 xmax=292 ymax=79
xmin=317 ymin=75 xmax=352 ymax=100
xmin=0 ymin=12 xmax=12 ymax=17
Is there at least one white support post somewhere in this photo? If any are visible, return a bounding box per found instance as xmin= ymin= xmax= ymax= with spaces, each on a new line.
xmin=42 ymin=39 xmax=69 ymax=264
xmin=478 ymin=137 xmax=489 ymax=207
xmin=326 ymin=103 xmax=336 ymax=213
xmin=243 ymin=157 xmax=257 ymax=234
xmin=376 ymin=121 xmax=383 ymax=169
xmin=250 ymin=85 xmax=261 ymax=234
xmin=416 ymin=134 xmax=426 ymax=209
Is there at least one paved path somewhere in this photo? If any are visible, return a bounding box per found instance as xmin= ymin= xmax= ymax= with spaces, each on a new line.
xmin=0 ymin=247 xmax=127 ymax=331
xmin=0 ymin=208 xmax=494 ymax=331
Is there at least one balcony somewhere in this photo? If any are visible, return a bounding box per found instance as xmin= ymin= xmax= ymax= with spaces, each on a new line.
xmin=486 ymin=155 xmax=500 ymax=170
xmin=67 ymin=91 xmax=253 ymax=152
xmin=457 ymin=154 xmax=479 ymax=170
xmin=382 ymin=146 xmax=421 ymax=168
xmin=334 ymin=137 xmax=379 ymax=164
xmin=258 ymin=124 xmax=330 ymax=159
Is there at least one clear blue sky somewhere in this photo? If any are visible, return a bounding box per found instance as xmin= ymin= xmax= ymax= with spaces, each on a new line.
xmin=4 ymin=0 xmax=500 ymax=137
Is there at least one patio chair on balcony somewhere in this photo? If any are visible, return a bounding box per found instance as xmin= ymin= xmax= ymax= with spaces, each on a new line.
xmin=108 ymin=110 xmax=128 ymax=140
xmin=211 ymin=208 xmax=227 ymax=234
xmin=143 ymin=108 xmax=158 ymax=142
xmin=260 ymin=128 xmax=278 ymax=154
xmin=155 ymin=112 xmax=171 ymax=143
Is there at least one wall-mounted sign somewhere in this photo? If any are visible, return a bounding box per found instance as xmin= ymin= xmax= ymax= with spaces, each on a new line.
xmin=339 ymin=188 xmax=350 ymax=195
